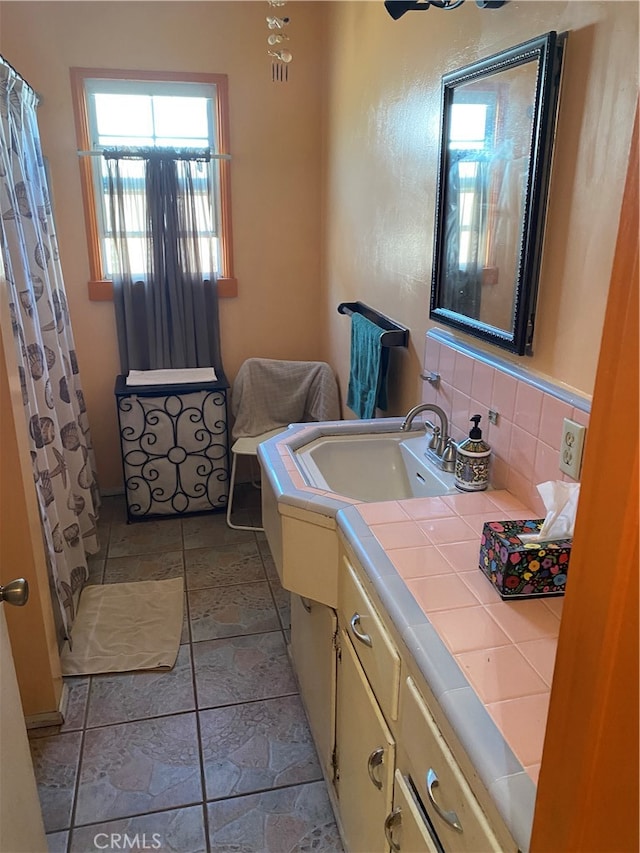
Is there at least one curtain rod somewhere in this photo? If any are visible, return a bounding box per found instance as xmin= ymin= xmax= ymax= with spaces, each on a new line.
xmin=77 ymin=149 xmax=231 ymax=160
xmin=0 ymin=54 xmax=41 ymax=102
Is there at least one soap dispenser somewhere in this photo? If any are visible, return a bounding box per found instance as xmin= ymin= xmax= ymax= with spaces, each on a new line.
xmin=455 ymin=414 xmax=491 ymax=492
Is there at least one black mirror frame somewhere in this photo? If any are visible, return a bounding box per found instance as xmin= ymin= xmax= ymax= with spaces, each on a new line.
xmin=429 ymin=31 xmax=567 ymax=356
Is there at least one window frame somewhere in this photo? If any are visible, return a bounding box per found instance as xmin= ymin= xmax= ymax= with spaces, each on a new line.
xmin=70 ymin=67 xmax=237 ymax=300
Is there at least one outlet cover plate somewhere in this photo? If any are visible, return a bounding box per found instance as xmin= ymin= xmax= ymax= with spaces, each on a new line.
xmin=559 ymin=418 xmax=586 ymax=479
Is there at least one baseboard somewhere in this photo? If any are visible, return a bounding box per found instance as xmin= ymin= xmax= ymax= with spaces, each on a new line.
xmin=25 ymin=682 xmax=68 ymax=730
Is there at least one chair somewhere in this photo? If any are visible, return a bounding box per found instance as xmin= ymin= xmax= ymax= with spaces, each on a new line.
xmin=226 ymin=358 xmax=341 ymax=530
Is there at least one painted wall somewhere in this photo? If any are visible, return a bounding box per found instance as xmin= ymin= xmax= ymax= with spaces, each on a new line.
xmin=0 ymin=1 xmax=637 ymax=489
xmin=321 ymin=1 xmax=638 ymax=415
xmin=0 ymin=1 xmax=327 ymax=490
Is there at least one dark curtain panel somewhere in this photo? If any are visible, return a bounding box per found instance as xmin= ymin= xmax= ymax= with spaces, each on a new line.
xmin=105 ymin=149 xmax=222 ymax=374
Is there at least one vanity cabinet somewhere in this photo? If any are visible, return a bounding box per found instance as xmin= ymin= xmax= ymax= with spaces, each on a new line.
xmin=331 ymin=541 xmax=515 ymax=853
xmin=335 ymin=628 xmax=395 ymax=853
xmin=266 ymin=478 xmax=517 ymax=852
xmin=290 ymin=593 xmax=337 ymax=778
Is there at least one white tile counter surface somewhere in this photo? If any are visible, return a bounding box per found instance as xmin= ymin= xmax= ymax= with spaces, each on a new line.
xmin=258 ymin=419 xmax=563 ymax=852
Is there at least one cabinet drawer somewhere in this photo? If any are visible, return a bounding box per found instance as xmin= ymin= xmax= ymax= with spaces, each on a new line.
xmin=387 ymin=770 xmax=440 ymax=853
xmin=400 ymin=677 xmax=503 ymax=853
xmin=339 ymin=555 xmax=400 ymax=721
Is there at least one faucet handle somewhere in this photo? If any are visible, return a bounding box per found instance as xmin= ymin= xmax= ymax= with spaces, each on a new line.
xmin=428 ymin=425 xmax=440 ymax=451
xmin=442 ymin=438 xmax=457 ymax=472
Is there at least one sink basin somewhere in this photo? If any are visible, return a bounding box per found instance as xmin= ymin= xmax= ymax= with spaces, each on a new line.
xmin=294 ymin=432 xmax=458 ymax=502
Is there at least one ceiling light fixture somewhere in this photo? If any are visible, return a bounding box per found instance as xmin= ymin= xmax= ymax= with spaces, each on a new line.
xmin=384 ymin=0 xmax=506 ymax=20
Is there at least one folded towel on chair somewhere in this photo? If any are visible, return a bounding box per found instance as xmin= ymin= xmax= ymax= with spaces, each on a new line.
xmin=231 ymin=359 xmax=340 ymax=440
xmin=346 ymin=313 xmax=389 ymax=419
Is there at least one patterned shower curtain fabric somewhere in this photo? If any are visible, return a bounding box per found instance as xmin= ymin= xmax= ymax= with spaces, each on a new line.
xmin=0 ymin=60 xmax=100 ymax=643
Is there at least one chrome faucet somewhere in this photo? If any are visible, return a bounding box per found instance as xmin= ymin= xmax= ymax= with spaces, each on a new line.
xmin=400 ymin=403 xmax=457 ymax=472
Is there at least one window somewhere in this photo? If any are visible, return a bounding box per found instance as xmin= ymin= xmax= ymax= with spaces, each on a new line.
xmin=448 ymin=94 xmax=496 ymax=270
xmin=71 ymin=69 xmax=236 ymax=299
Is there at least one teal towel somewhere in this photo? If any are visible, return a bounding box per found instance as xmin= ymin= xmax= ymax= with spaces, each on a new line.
xmin=346 ymin=313 xmax=389 ymax=419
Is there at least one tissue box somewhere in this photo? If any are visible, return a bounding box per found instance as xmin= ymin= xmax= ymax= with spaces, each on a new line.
xmin=479 ymin=519 xmax=571 ymax=599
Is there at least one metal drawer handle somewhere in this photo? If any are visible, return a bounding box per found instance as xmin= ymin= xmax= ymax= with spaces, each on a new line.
xmin=384 ymin=807 xmax=401 ymax=851
xmin=299 ymin=596 xmax=312 ymax=613
xmin=426 ymin=768 xmax=463 ymax=833
xmin=367 ymin=746 xmax=384 ymax=790
xmin=350 ymin=612 xmax=372 ymax=647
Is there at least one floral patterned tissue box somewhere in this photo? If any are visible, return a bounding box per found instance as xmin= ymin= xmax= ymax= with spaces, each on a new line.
xmin=479 ymin=519 xmax=571 ymax=599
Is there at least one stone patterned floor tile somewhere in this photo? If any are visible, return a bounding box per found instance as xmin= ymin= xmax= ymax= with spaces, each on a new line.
xmin=200 ymin=696 xmax=322 ymax=801
xmin=75 ymin=713 xmax=202 ymax=826
xmin=231 ymin=482 xmax=262 ymax=512
xmin=206 ymin=781 xmax=343 ymax=852
xmin=86 ymin=645 xmax=195 ymax=727
xmin=188 ymin=582 xmax=280 ymax=642
xmin=261 ymin=552 xmax=280 ymax=585
xmin=192 ymin=632 xmax=297 ymax=709
xmin=61 ymin=676 xmax=90 ymax=732
xmin=269 ymin=582 xmax=291 ymax=631
xmin=181 ymin=594 xmax=191 ymax=644
xmin=184 ymin=542 xmax=266 ymax=590
xmin=46 ymin=830 xmax=69 ymax=853
xmin=108 ymin=519 xmax=183 ymax=558
xmin=69 ymin=805 xmax=207 ymax=853
xmin=225 ymin=508 xmax=258 ymax=531
xmin=85 ymin=557 xmax=105 ymax=586
xmin=103 ymin=550 xmax=184 ymax=584
xmin=182 ymin=513 xmax=255 ymax=550
xmin=98 ymin=495 xmax=127 ymax=526
xmin=30 ymin=731 xmax=83 ymax=832
xmin=93 ymin=519 xmax=110 ymax=560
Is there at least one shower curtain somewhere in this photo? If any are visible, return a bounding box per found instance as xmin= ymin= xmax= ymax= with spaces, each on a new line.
xmin=0 ymin=58 xmax=100 ymax=643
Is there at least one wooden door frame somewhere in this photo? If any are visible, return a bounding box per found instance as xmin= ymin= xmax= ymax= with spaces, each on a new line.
xmin=530 ymin=108 xmax=639 ymax=852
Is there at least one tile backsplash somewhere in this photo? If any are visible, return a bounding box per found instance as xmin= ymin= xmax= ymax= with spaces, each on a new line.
xmin=422 ymin=330 xmax=591 ymax=515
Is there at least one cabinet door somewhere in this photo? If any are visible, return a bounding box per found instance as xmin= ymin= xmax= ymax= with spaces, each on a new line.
xmin=336 ymin=630 xmax=395 ymax=853
xmin=385 ymin=770 xmax=441 ymax=853
xmin=290 ymin=594 xmax=337 ymax=777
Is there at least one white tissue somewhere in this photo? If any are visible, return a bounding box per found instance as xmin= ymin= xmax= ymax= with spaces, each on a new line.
xmin=519 ymin=480 xmax=580 ymax=543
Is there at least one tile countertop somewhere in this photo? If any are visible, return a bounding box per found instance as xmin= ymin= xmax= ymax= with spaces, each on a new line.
xmin=258 ymin=420 xmax=562 ymax=852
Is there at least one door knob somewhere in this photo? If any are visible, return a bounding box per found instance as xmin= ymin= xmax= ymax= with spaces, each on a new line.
xmin=0 ymin=578 xmax=29 ymax=606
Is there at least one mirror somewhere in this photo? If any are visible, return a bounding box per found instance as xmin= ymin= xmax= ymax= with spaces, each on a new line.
xmin=430 ymin=31 xmax=566 ymax=355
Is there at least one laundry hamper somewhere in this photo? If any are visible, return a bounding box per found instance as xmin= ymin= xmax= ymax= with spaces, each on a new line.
xmin=115 ymin=374 xmax=230 ymax=521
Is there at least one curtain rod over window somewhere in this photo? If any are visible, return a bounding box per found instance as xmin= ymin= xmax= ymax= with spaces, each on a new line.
xmin=77 ymin=149 xmax=231 ymax=160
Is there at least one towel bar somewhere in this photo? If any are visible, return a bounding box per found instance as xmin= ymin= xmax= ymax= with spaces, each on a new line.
xmin=337 ymin=301 xmax=409 ymax=348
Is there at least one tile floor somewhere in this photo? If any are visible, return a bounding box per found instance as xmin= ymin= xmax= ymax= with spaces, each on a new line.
xmin=29 ymin=487 xmax=343 ymax=853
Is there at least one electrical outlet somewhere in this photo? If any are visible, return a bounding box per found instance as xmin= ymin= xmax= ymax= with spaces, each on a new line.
xmin=558 ymin=418 xmax=586 ymax=479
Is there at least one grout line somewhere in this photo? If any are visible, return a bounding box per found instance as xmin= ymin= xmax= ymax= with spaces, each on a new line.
xmin=187 ymin=589 xmax=212 ymax=853
xmin=205 ymin=776 xmax=326 ymax=806
xmin=68 ymin=799 xmax=208 ymax=831
xmin=196 ymin=691 xmax=300 ymax=714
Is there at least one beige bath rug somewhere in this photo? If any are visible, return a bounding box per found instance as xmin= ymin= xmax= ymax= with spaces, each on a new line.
xmin=60 ymin=577 xmax=184 ymax=676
